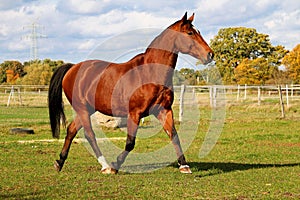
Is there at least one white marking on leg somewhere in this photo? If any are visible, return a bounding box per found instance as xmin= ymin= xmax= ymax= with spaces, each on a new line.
xmin=179 ymin=164 xmax=190 ymax=169
xmin=97 ymin=155 xmax=110 ymax=170
xmin=166 ymin=130 xmax=170 ymax=137
xmin=179 ymin=165 xmax=192 ymax=174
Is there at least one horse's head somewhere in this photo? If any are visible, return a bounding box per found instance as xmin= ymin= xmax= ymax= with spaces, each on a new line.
xmin=171 ymin=12 xmax=214 ymax=65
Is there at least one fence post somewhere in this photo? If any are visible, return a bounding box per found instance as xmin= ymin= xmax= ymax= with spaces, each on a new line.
xmin=213 ymin=86 xmax=217 ymax=107
xmin=209 ymin=86 xmax=213 ymax=107
xmin=278 ymin=85 xmax=285 ymax=118
xmin=237 ymin=85 xmax=240 ymax=101
xmin=18 ymin=87 xmax=22 ymax=105
xmin=244 ymin=84 xmax=247 ymax=100
xmin=291 ymin=84 xmax=294 ymax=99
xmin=7 ymin=86 xmax=14 ymax=107
xmin=258 ymin=86 xmax=261 ymax=105
xmin=179 ymin=84 xmax=185 ymax=122
xmin=192 ymin=87 xmax=195 ymax=101
xmin=286 ymin=84 xmax=289 ymax=107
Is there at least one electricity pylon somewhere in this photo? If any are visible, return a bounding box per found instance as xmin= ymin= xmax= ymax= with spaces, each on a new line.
xmin=23 ymin=21 xmax=47 ymax=61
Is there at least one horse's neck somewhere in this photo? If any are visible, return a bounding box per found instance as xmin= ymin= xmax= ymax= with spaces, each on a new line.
xmin=144 ymin=28 xmax=178 ymax=68
xmin=140 ymin=48 xmax=176 ymax=88
xmin=144 ymin=48 xmax=178 ymax=68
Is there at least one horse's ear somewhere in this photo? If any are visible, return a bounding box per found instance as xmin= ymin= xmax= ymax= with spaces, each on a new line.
xmin=181 ymin=12 xmax=188 ymax=22
xmin=188 ymin=13 xmax=194 ymax=22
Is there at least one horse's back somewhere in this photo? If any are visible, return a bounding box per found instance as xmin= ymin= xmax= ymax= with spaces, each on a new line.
xmin=62 ymin=60 xmax=111 ymax=106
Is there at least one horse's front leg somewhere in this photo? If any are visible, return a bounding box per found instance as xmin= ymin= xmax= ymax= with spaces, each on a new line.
xmin=156 ymin=108 xmax=192 ymax=174
xmin=111 ymin=115 xmax=139 ymax=172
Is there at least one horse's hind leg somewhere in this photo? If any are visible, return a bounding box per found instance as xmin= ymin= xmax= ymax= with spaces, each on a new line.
xmin=55 ymin=115 xmax=82 ymax=171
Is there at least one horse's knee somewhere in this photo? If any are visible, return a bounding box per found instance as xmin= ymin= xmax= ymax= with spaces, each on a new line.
xmin=84 ymin=131 xmax=94 ymax=142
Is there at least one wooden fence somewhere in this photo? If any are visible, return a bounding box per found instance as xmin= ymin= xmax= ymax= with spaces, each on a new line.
xmin=0 ymin=85 xmax=49 ymax=107
xmin=174 ymin=84 xmax=300 ymax=118
xmin=1 ymin=84 xmax=300 ymax=118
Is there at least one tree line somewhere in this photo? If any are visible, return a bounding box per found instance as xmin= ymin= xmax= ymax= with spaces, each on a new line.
xmin=0 ymin=59 xmax=64 ymax=85
xmin=1 ymin=27 xmax=299 ymax=86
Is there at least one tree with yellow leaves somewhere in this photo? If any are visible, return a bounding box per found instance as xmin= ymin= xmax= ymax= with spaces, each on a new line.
xmin=210 ymin=27 xmax=288 ymax=84
xmin=282 ymin=44 xmax=300 ymax=83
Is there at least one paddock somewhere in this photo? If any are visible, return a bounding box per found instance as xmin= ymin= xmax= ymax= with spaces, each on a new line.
xmin=0 ymin=85 xmax=299 ymax=199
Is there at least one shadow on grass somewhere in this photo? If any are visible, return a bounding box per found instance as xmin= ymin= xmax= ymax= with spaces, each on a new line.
xmin=118 ymin=161 xmax=299 ymax=176
xmin=0 ymin=192 xmax=43 ymax=200
xmin=186 ymin=162 xmax=300 ymax=177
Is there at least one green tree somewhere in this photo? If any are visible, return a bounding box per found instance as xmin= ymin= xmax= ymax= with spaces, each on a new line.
xmin=199 ymin=65 xmax=223 ymax=85
xmin=210 ymin=27 xmax=288 ymax=84
xmin=43 ymin=59 xmax=64 ymax=72
xmin=173 ymin=70 xmax=185 ymax=85
xmin=282 ymin=44 xmax=300 ymax=83
xmin=21 ymin=62 xmax=52 ymax=85
xmin=177 ymin=68 xmax=199 ymax=85
xmin=24 ymin=59 xmax=64 ymax=72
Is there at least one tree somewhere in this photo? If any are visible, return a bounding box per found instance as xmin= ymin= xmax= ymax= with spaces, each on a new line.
xmin=173 ymin=70 xmax=185 ymax=85
xmin=197 ymin=65 xmax=222 ymax=85
xmin=210 ymin=27 xmax=288 ymax=84
xmin=234 ymin=58 xmax=273 ymax=85
xmin=176 ymin=68 xmax=203 ymax=85
xmin=270 ymin=69 xmax=290 ymax=85
xmin=23 ymin=59 xmax=65 ymax=72
xmin=21 ymin=62 xmax=52 ymax=85
xmin=282 ymin=44 xmax=300 ymax=83
xmin=0 ymin=61 xmax=26 ymax=84
xmin=43 ymin=59 xmax=65 ymax=72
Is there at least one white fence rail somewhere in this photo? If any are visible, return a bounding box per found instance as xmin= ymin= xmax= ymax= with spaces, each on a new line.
xmin=1 ymin=85 xmax=300 ymax=110
xmin=0 ymin=85 xmax=49 ymax=107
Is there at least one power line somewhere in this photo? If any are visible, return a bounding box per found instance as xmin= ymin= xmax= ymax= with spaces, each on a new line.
xmin=23 ymin=21 xmax=47 ymax=61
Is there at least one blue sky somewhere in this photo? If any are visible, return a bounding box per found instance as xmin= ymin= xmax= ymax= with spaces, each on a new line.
xmin=0 ymin=0 xmax=299 ymax=66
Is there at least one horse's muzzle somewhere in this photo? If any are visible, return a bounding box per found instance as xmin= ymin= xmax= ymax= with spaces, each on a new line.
xmin=202 ymin=52 xmax=214 ymax=65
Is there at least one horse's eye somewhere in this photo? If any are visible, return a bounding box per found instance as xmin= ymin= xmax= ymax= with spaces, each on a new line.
xmin=187 ymin=32 xmax=193 ymax=36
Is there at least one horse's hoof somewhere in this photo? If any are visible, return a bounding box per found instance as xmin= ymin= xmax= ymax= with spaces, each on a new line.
xmin=54 ymin=160 xmax=61 ymax=172
xmin=110 ymin=168 xmax=118 ymax=174
xmin=101 ymin=167 xmax=118 ymax=174
xmin=101 ymin=168 xmax=111 ymax=174
xmin=179 ymin=165 xmax=192 ymax=174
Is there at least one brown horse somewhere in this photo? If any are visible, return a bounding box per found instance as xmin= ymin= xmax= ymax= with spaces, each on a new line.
xmin=48 ymin=12 xmax=214 ymax=174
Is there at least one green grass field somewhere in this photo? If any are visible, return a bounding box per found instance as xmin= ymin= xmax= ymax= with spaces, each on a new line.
xmin=0 ymin=100 xmax=299 ymax=199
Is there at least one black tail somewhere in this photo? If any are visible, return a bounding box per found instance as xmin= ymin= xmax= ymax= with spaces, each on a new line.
xmin=48 ymin=63 xmax=74 ymax=138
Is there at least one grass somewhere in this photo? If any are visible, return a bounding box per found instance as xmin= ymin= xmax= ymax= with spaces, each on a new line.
xmin=0 ymin=101 xmax=299 ymax=199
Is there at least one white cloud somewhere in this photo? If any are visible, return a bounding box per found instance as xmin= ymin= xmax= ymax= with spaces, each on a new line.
xmin=269 ymin=10 xmax=300 ymax=31
xmin=197 ymin=0 xmax=229 ymax=12
xmin=195 ymin=0 xmax=300 ymax=50
xmin=78 ymin=39 xmax=96 ymax=50
xmin=58 ymin=0 xmax=109 ymax=15
xmin=260 ymin=9 xmax=300 ymax=49
xmin=0 ymin=0 xmax=24 ymax=10
xmin=0 ymin=0 xmax=299 ymax=63
xmin=7 ymin=39 xmax=28 ymax=51
xmin=66 ymin=10 xmax=175 ymax=37
xmin=0 ymin=24 xmax=9 ymax=38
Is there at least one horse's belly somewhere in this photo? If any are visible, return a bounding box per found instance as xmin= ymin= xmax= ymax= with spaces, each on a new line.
xmin=94 ymin=96 xmax=128 ymax=117
xmin=93 ymin=79 xmax=129 ymax=118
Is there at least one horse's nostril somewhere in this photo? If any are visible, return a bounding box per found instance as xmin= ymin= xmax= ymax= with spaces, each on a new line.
xmin=208 ymin=52 xmax=214 ymax=60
